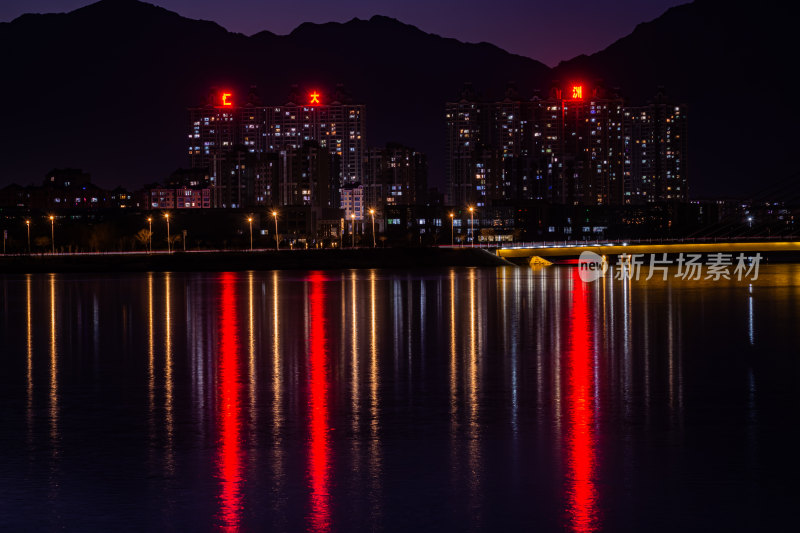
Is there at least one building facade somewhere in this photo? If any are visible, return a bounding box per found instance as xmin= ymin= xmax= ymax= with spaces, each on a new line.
xmin=623 ymin=91 xmax=688 ymax=203
xmin=365 ymin=143 xmax=428 ymax=209
xmin=446 ymin=82 xmax=686 ymax=207
xmin=188 ymin=85 xmax=365 ymax=208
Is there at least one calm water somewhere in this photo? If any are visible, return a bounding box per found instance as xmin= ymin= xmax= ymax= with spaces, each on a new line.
xmin=0 ymin=266 xmax=798 ymax=531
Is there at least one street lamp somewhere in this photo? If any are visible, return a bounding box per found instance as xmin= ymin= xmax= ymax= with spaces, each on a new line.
xmin=272 ymin=211 xmax=279 ymax=250
xmin=164 ymin=213 xmax=171 ymax=253
xmin=449 ymin=212 xmax=454 ymax=246
xmin=369 ymin=208 xmax=376 ymax=247
xmin=147 ymin=217 xmax=152 ymax=253
xmin=468 ymin=206 xmax=475 ymax=247
xmin=351 ymin=213 xmax=356 ymax=248
xmin=25 ymin=220 xmax=31 ymax=254
xmin=49 ymin=215 xmax=55 ymax=254
xmin=248 ymin=216 xmax=253 ymax=251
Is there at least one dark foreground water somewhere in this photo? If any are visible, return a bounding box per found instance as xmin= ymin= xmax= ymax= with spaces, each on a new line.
xmin=0 ymin=266 xmax=798 ymax=532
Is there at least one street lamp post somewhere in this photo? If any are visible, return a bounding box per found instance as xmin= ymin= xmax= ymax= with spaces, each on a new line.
xmin=272 ymin=211 xmax=279 ymax=250
xmin=25 ymin=220 xmax=31 ymax=254
xmin=449 ymin=212 xmax=454 ymax=246
xmin=147 ymin=217 xmax=152 ymax=253
xmin=468 ymin=206 xmax=475 ymax=247
xmin=248 ymin=217 xmax=253 ymax=251
xmin=164 ymin=213 xmax=171 ymax=253
xmin=369 ymin=208 xmax=376 ymax=247
xmin=49 ymin=215 xmax=55 ymax=254
xmin=351 ymin=213 xmax=356 ymax=248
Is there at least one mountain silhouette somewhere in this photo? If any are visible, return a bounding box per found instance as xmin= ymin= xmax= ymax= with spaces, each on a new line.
xmin=0 ymin=0 xmax=794 ymax=198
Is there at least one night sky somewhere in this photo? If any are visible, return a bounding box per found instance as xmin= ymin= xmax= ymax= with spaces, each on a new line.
xmin=1 ymin=0 xmax=685 ymax=66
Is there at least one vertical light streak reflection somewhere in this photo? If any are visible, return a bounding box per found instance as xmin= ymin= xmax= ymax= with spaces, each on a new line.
xmin=642 ymin=290 xmax=650 ymax=412
xmin=271 ymin=271 xmax=284 ymax=519
xmin=147 ymin=273 xmax=155 ymax=445
xmin=565 ymin=271 xmax=599 ymax=533
xmin=449 ymin=268 xmax=459 ymax=501
xmin=622 ymin=276 xmax=632 ymax=416
xmin=307 ymin=273 xmax=331 ymax=533
xmin=505 ymin=268 xmax=519 ymax=435
xmin=164 ymin=272 xmax=174 ymax=474
xmin=668 ymin=290 xmax=675 ymax=412
xmin=248 ymin=272 xmax=257 ymax=441
xmin=368 ymin=269 xmax=382 ymax=526
xmin=216 ymin=272 xmax=243 ymax=531
xmin=48 ymin=273 xmax=58 ymax=454
xmin=748 ymin=284 xmax=755 ymax=345
xmin=553 ymin=273 xmax=563 ymax=434
xmin=449 ymin=269 xmax=458 ymax=432
xmin=351 ymin=271 xmax=360 ymax=438
xmin=26 ymin=274 xmax=33 ymax=443
xmin=272 ymin=271 xmax=282 ymax=433
xmin=467 ymin=268 xmax=481 ymax=524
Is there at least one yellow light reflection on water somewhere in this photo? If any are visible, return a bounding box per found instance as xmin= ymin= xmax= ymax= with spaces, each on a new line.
xmin=164 ymin=272 xmax=174 ymax=474
xmin=26 ymin=274 xmax=33 ymax=442
xmin=147 ymin=273 xmax=155 ymax=435
xmin=467 ymin=268 xmax=481 ymax=524
xmin=368 ymin=269 xmax=382 ymax=526
xmin=351 ymin=271 xmax=360 ymax=436
xmin=49 ymin=273 xmax=58 ymax=451
xmin=271 ymin=270 xmax=284 ymax=519
xmin=248 ymin=272 xmax=256 ymax=436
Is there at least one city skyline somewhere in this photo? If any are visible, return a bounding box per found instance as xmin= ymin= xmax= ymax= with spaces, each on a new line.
xmin=0 ymin=1 xmax=791 ymax=199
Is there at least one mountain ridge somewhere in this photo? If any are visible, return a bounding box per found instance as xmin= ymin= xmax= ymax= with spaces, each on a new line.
xmin=0 ymin=0 xmax=795 ymax=198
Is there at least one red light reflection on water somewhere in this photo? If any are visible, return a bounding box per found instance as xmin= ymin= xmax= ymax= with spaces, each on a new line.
xmin=216 ymin=272 xmax=243 ymax=531
xmin=307 ymin=272 xmax=331 ymax=532
xmin=565 ymin=271 xmax=599 ymax=532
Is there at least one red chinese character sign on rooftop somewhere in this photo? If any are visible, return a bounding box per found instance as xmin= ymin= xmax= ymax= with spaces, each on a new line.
xmin=309 ymin=91 xmax=321 ymax=105
xmin=571 ymin=85 xmax=583 ymax=99
xmin=221 ymin=92 xmax=233 ymax=106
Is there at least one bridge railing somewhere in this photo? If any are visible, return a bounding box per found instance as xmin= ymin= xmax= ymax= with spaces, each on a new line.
xmin=491 ymin=235 xmax=799 ymax=250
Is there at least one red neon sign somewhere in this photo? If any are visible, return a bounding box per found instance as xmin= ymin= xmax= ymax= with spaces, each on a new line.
xmin=571 ymin=85 xmax=583 ymax=99
xmin=309 ymin=91 xmax=321 ymax=105
xmin=221 ymin=92 xmax=233 ymax=106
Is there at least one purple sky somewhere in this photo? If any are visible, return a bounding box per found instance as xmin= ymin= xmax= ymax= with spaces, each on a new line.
xmin=1 ymin=0 xmax=685 ymax=66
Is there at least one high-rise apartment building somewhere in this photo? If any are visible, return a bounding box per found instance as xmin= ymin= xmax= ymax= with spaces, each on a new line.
xmin=188 ymin=85 xmax=365 ymax=208
xmin=623 ymin=91 xmax=688 ymax=203
xmin=446 ymin=82 xmax=685 ymax=207
xmin=365 ymin=143 xmax=428 ymax=209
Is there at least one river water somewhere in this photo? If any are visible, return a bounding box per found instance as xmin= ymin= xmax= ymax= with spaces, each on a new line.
xmin=0 ymin=266 xmax=797 ymax=531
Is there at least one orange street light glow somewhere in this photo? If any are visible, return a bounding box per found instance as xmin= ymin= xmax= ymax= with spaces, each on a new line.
xmin=309 ymin=91 xmax=321 ymax=105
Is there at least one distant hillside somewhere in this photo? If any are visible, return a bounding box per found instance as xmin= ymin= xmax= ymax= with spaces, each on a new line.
xmin=554 ymin=0 xmax=799 ymax=197
xmin=0 ymin=0 xmax=548 ymax=191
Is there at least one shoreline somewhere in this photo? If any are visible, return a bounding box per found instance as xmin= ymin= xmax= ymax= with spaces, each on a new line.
xmin=0 ymin=247 xmax=513 ymax=274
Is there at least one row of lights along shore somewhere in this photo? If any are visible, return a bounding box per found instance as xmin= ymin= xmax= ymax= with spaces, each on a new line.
xmin=19 ymin=206 xmax=481 ymax=254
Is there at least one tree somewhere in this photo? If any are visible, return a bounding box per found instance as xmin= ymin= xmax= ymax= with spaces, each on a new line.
xmin=33 ymin=236 xmax=50 ymax=251
xmin=135 ymin=229 xmax=152 ymax=250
